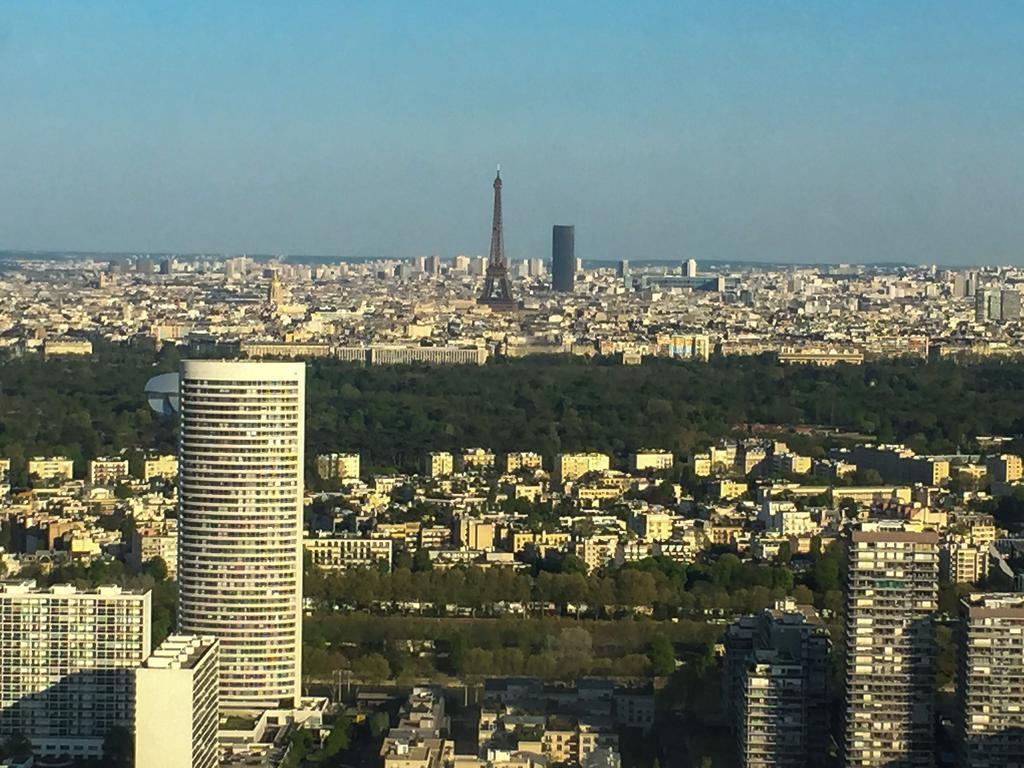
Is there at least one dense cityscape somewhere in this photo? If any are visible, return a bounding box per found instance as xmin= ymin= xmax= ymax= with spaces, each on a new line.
xmin=5 ymin=3 xmax=1024 ymax=768
xmin=6 ymin=176 xmax=1024 ymax=767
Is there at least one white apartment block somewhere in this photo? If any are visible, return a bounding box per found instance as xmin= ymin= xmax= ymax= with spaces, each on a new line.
xmin=88 ymin=456 xmax=130 ymax=486
xmin=304 ymin=533 xmax=393 ymax=571
xmin=136 ymin=635 xmax=220 ymax=768
xmin=177 ymin=360 xmax=304 ymax=710
xmin=27 ymin=456 xmax=74 ymax=482
xmin=630 ymin=450 xmax=674 ymax=473
xmin=143 ymin=453 xmax=179 ymax=482
xmin=556 ymin=452 xmax=611 ymax=483
xmin=0 ymin=581 xmax=152 ymax=759
xmin=315 ymin=452 xmax=360 ymax=482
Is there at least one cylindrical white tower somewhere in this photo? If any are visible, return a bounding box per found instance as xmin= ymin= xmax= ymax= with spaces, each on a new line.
xmin=177 ymin=360 xmax=304 ymax=710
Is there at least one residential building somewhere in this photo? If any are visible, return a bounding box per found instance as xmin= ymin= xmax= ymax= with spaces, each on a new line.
xmin=459 ymin=448 xmax=496 ymax=472
xmin=27 ymin=456 xmax=74 ymax=482
xmin=304 ymin=533 xmax=393 ymax=571
xmin=88 ymin=456 xmax=130 ymax=486
xmin=135 ymin=635 xmax=220 ymax=768
xmin=131 ymin=521 xmax=179 ymax=579
xmin=630 ymin=450 xmax=674 ymax=473
xmin=556 ymin=453 xmax=611 ymax=483
xmin=505 ymin=452 xmax=543 ymax=473
xmin=957 ymin=593 xmax=1024 ymax=768
xmin=177 ymin=360 xmax=304 ymax=710
xmin=0 ymin=581 xmax=152 ymax=758
xmin=427 ymin=452 xmax=454 ymax=478
xmin=143 ymin=453 xmax=179 ymax=482
xmin=843 ymin=523 xmax=939 ymax=768
xmin=315 ymin=452 xmax=361 ymax=482
xmin=986 ymin=454 xmax=1023 ymax=484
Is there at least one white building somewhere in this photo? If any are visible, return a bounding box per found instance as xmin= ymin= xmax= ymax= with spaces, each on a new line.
xmin=0 ymin=581 xmax=152 ymax=758
xmin=427 ymin=451 xmax=454 ymax=478
xmin=177 ymin=360 xmax=304 ymax=710
xmin=136 ymin=635 xmax=220 ymax=768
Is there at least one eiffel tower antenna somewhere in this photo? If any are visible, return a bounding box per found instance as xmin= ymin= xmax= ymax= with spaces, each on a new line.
xmin=478 ymin=165 xmax=518 ymax=311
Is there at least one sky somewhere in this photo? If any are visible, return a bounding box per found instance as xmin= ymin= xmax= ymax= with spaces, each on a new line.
xmin=1 ymin=1 xmax=1023 ymax=265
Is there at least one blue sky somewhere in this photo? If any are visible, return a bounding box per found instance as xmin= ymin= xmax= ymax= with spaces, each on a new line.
xmin=1 ymin=1 xmax=1022 ymax=264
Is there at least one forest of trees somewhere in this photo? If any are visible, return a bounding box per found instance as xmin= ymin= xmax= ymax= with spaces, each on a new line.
xmin=4 ymin=342 xmax=1024 ymax=477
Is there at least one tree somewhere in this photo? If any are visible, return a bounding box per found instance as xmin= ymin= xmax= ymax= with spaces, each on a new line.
xmin=412 ymin=548 xmax=433 ymax=572
xmin=369 ymin=711 xmax=391 ymax=739
xmin=321 ymin=716 xmax=352 ymax=758
xmin=142 ymin=556 xmax=168 ymax=582
xmin=3 ymin=732 xmax=32 ymax=761
xmin=648 ymin=635 xmax=676 ymax=676
xmin=354 ymin=652 xmax=391 ymax=683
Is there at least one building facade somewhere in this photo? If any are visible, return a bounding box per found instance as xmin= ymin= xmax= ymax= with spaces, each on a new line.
xmin=0 ymin=581 xmax=152 ymax=758
xmin=177 ymin=360 xmax=304 ymax=710
xmin=135 ymin=635 xmax=220 ymax=768
xmin=844 ymin=524 xmax=939 ymax=768
xmin=957 ymin=593 xmax=1024 ymax=768
xmin=551 ymin=225 xmax=575 ymax=293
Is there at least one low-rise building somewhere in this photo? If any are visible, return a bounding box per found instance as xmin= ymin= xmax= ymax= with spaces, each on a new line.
xmin=304 ymin=533 xmax=393 ymax=571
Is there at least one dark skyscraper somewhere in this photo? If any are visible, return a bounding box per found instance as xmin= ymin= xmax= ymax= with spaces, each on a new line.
xmin=551 ymin=225 xmax=575 ymax=292
xmin=478 ymin=166 xmax=517 ymax=311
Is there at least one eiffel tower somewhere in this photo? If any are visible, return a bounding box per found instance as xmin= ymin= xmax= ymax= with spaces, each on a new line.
xmin=478 ymin=166 xmax=518 ymax=311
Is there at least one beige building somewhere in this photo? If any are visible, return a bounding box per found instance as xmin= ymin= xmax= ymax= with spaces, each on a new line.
xmin=630 ymin=450 xmax=674 ymax=473
xmin=143 ymin=453 xmax=179 ymax=482
xmin=504 ymin=451 xmax=543 ymax=473
xmin=459 ymin=448 xmax=496 ymax=472
xmin=556 ymin=452 xmax=611 ymax=483
xmin=27 ymin=456 xmax=74 ymax=482
xmin=315 ymin=452 xmax=361 ymax=481
xmin=427 ymin=452 xmax=454 ymax=478
xmin=88 ymin=456 xmax=130 ymax=486
xmin=132 ymin=521 xmax=179 ymax=579
xmin=987 ymin=454 xmax=1023 ymax=483
xmin=135 ymin=635 xmax=219 ymax=768
xmin=304 ymin=533 xmax=393 ymax=571
xmin=42 ymin=338 xmax=93 ymax=356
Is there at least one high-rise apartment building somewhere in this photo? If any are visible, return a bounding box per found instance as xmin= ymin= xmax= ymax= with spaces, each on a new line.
xmin=136 ymin=635 xmax=220 ymax=768
xmin=957 ymin=593 xmax=1024 ymax=768
xmin=724 ymin=599 xmax=830 ymax=768
xmin=683 ymin=258 xmax=698 ymax=277
xmin=0 ymin=581 xmax=152 ymax=758
xmin=178 ymin=360 xmax=304 ymax=710
xmin=552 ymin=225 xmax=575 ymax=293
xmin=88 ymin=456 xmax=130 ymax=486
xmin=844 ymin=523 xmax=939 ymax=768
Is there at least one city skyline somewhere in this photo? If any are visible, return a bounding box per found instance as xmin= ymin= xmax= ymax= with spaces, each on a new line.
xmin=2 ymin=2 xmax=1024 ymax=264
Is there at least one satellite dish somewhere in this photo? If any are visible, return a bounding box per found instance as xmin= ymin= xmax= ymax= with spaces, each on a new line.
xmin=145 ymin=372 xmax=180 ymax=415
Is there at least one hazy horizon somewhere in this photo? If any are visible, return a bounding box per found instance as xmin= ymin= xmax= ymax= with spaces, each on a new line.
xmin=2 ymin=2 xmax=1023 ymax=265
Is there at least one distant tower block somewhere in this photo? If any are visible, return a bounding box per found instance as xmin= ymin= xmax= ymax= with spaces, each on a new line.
xmin=478 ymin=166 xmax=518 ymax=311
xmin=552 ymin=225 xmax=575 ymax=292
xmin=683 ymin=258 xmax=698 ymax=277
